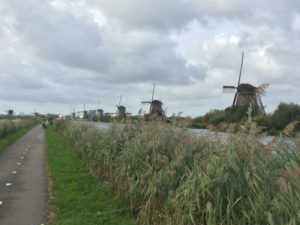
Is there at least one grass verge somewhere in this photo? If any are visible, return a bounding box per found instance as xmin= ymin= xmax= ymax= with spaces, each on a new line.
xmin=46 ymin=126 xmax=135 ymax=225
xmin=0 ymin=122 xmax=39 ymax=154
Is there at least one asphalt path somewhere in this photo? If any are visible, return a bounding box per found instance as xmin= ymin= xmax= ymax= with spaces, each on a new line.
xmin=0 ymin=126 xmax=48 ymax=225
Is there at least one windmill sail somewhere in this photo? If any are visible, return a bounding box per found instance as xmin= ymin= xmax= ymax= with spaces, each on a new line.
xmin=237 ymin=52 xmax=244 ymax=87
xmin=150 ymin=83 xmax=155 ymax=114
xmin=232 ymin=92 xmax=238 ymax=106
xmin=223 ymin=86 xmax=236 ymax=93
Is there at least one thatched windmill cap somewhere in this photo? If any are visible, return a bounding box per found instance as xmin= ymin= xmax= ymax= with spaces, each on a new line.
xmin=118 ymin=105 xmax=126 ymax=110
xmin=237 ymin=83 xmax=256 ymax=93
xmin=152 ymin=100 xmax=163 ymax=105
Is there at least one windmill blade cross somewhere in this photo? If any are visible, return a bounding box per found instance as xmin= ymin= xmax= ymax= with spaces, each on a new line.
xmin=258 ymin=95 xmax=266 ymax=114
xmin=118 ymin=96 xmax=122 ymax=106
xmin=150 ymin=83 xmax=155 ymax=114
xmin=232 ymin=92 xmax=238 ymax=107
xmin=151 ymin=83 xmax=155 ymax=103
xmin=237 ymin=51 xmax=244 ymax=86
xmin=223 ymin=85 xmax=236 ymax=93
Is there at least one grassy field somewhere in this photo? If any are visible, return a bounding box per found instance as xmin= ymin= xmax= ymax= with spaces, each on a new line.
xmin=54 ymin=120 xmax=300 ymax=225
xmin=0 ymin=121 xmax=39 ymax=154
xmin=46 ymin=127 xmax=135 ymax=225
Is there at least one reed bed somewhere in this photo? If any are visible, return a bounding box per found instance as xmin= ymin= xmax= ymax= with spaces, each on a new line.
xmin=0 ymin=119 xmax=37 ymax=139
xmin=55 ymin=120 xmax=300 ymax=225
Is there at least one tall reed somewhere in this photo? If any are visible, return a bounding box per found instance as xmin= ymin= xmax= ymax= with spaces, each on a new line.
xmin=56 ymin=120 xmax=300 ymax=225
xmin=0 ymin=119 xmax=37 ymax=139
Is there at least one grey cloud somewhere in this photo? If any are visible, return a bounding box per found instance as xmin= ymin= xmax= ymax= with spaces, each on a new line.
xmin=6 ymin=0 xmax=112 ymax=73
xmin=89 ymin=0 xmax=206 ymax=30
xmin=2 ymin=0 xmax=196 ymax=85
xmin=0 ymin=0 xmax=300 ymax=116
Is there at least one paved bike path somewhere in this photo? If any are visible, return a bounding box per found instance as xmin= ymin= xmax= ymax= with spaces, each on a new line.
xmin=0 ymin=126 xmax=48 ymax=225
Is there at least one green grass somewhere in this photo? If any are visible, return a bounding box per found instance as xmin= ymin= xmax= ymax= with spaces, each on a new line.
xmin=46 ymin=127 xmax=135 ymax=225
xmin=0 ymin=122 xmax=39 ymax=154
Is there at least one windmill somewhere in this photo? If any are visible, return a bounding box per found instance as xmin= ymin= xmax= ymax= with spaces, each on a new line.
xmin=5 ymin=103 xmax=14 ymax=116
xmin=72 ymin=107 xmax=76 ymax=120
xmin=141 ymin=83 xmax=165 ymax=117
xmin=223 ymin=52 xmax=268 ymax=114
xmin=97 ymin=100 xmax=104 ymax=118
xmin=116 ymin=96 xmax=126 ymax=119
xmin=83 ymin=104 xmax=88 ymax=119
xmin=76 ymin=104 xmax=88 ymax=119
xmin=33 ymin=107 xmax=39 ymax=117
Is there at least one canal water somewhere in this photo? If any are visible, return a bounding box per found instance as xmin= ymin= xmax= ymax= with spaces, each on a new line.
xmin=72 ymin=121 xmax=296 ymax=147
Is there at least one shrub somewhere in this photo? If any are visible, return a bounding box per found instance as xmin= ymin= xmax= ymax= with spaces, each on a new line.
xmin=271 ymin=103 xmax=300 ymax=130
xmin=207 ymin=110 xmax=228 ymax=125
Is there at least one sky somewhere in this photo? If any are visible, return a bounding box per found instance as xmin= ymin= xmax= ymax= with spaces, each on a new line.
xmin=0 ymin=0 xmax=299 ymax=117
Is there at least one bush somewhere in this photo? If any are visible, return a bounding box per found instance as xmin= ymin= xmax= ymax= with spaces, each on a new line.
xmin=254 ymin=114 xmax=272 ymax=130
xmin=207 ymin=110 xmax=228 ymax=125
xmin=271 ymin=103 xmax=300 ymax=130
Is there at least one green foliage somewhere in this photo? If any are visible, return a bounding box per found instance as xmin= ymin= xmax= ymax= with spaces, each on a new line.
xmin=255 ymin=114 xmax=271 ymax=128
xmin=254 ymin=103 xmax=300 ymax=134
xmin=225 ymin=105 xmax=248 ymax=122
xmin=188 ymin=116 xmax=207 ymax=128
xmin=189 ymin=105 xmax=251 ymax=129
xmin=189 ymin=102 xmax=300 ymax=135
xmin=271 ymin=103 xmax=300 ymax=130
xmin=58 ymin=120 xmax=300 ymax=225
xmin=208 ymin=110 xmax=228 ymax=125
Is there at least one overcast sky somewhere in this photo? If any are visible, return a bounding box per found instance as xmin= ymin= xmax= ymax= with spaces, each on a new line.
xmin=0 ymin=0 xmax=299 ymax=116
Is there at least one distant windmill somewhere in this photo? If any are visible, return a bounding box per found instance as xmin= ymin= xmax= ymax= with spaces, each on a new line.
xmin=116 ymin=96 xmax=126 ymax=118
xmin=76 ymin=104 xmax=88 ymax=119
xmin=6 ymin=103 xmax=14 ymax=116
xmin=83 ymin=104 xmax=88 ymax=119
xmin=97 ymin=100 xmax=104 ymax=118
xmin=72 ymin=108 xmax=76 ymax=120
xmin=223 ymin=52 xmax=268 ymax=114
xmin=141 ymin=83 xmax=165 ymax=117
xmin=33 ymin=107 xmax=39 ymax=117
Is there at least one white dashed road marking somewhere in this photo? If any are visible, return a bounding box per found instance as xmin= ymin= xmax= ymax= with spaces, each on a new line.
xmin=12 ymin=171 xmax=17 ymax=174
xmin=0 ymin=201 xmax=3 ymax=205
xmin=6 ymin=183 xmax=12 ymax=186
xmin=17 ymin=162 xmax=21 ymax=165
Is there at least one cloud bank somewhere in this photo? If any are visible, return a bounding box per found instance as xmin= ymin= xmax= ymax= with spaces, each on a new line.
xmin=0 ymin=0 xmax=299 ymax=116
